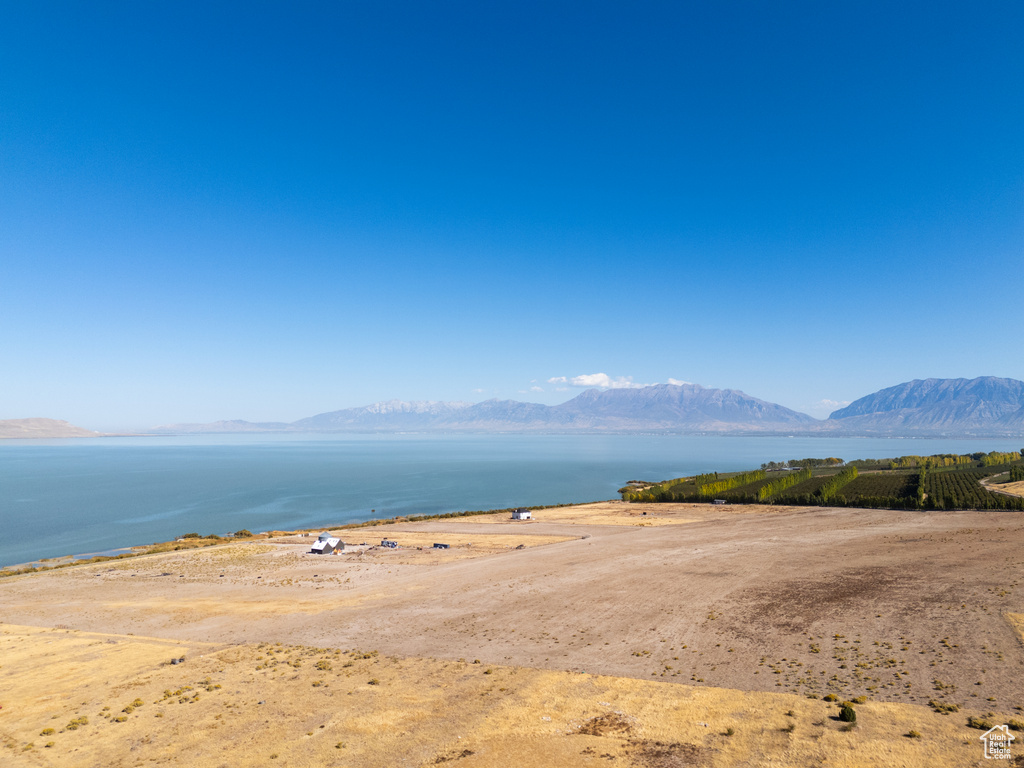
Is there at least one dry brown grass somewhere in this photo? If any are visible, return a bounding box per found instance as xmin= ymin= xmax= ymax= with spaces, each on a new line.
xmin=262 ymin=530 xmax=577 ymax=564
xmin=0 ymin=624 xmax=998 ymax=767
xmin=996 ymin=480 xmax=1024 ymax=498
xmin=1007 ymin=613 xmax=1024 ymax=643
xmin=431 ymin=500 xmax=684 ymax=526
xmin=346 ymin=530 xmax=578 ymax=563
xmin=440 ymin=500 xmax=793 ymax=527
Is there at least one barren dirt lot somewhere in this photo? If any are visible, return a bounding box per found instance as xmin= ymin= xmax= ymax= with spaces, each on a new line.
xmin=2 ymin=501 xmax=1023 ymax=766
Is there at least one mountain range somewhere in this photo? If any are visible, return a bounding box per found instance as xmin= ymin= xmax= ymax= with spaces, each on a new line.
xmin=826 ymin=377 xmax=1024 ymax=434
xmin=145 ymin=376 xmax=1024 ymax=437
xmin=149 ymin=383 xmax=818 ymax=435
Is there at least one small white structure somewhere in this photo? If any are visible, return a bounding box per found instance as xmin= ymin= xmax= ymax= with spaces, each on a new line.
xmin=511 ymin=508 xmax=532 ymax=520
xmin=712 ymin=499 xmax=727 ymax=505
xmin=310 ymin=532 xmax=341 ymax=554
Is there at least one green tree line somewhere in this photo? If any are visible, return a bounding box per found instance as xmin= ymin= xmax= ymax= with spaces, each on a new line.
xmin=981 ymin=451 xmax=1023 ymax=466
xmin=817 ymin=466 xmax=859 ymax=502
xmin=761 ymin=457 xmax=843 ymax=470
xmin=697 ymin=470 xmax=766 ymax=498
xmin=757 ymin=467 xmax=812 ymax=500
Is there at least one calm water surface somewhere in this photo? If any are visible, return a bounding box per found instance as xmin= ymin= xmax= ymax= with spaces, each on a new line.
xmin=2 ymin=433 xmax=1022 ymax=566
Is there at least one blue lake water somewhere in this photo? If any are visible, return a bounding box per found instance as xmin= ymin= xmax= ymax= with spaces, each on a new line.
xmin=2 ymin=433 xmax=1022 ymax=567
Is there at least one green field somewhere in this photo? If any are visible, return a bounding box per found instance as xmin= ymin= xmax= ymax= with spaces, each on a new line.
xmin=624 ymin=451 xmax=1024 ymax=511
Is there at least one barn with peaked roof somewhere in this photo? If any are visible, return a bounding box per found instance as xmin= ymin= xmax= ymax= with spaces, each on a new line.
xmin=310 ymin=532 xmax=342 ymax=554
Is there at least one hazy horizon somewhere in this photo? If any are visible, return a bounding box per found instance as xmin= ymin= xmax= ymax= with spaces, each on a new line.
xmin=3 ymin=4 xmax=1021 ymax=431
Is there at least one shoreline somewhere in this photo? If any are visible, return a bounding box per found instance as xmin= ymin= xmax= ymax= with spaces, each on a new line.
xmin=0 ymin=501 xmax=587 ymax=575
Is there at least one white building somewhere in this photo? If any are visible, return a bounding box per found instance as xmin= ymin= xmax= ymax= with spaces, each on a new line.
xmin=310 ymin=532 xmax=341 ymax=554
xmin=511 ymin=508 xmax=532 ymax=520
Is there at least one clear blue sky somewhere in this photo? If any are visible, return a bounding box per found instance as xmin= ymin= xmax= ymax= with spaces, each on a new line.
xmin=2 ymin=2 xmax=1022 ymax=430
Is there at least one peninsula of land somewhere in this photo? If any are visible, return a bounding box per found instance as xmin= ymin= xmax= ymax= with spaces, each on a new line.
xmin=0 ymin=418 xmax=100 ymax=439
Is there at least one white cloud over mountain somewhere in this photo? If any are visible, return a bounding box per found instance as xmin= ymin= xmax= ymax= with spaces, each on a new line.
xmin=548 ymin=373 xmax=648 ymax=389
xmin=809 ymin=398 xmax=851 ymax=414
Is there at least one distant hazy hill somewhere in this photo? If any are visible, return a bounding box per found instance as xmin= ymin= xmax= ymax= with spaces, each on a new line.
xmin=547 ymin=383 xmax=819 ymax=431
xmin=0 ymin=418 xmax=99 ymax=439
xmin=436 ymin=383 xmax=817 ymax=432
xmin=292 ymin=400 xmax=473 ymax=431
xmin=153 ymin=384 xmax=817 ymax=434
xmin=828 ymin=377 xmax=1024 ymax=435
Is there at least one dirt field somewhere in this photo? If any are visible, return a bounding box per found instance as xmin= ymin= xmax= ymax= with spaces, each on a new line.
xmin=435 ymin=500 xmax=789 ymax=527
xmin=2 ymin=501 xmax=1023 ymax=766
xmin=267 ymin=529 xmax=580 ymax=565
